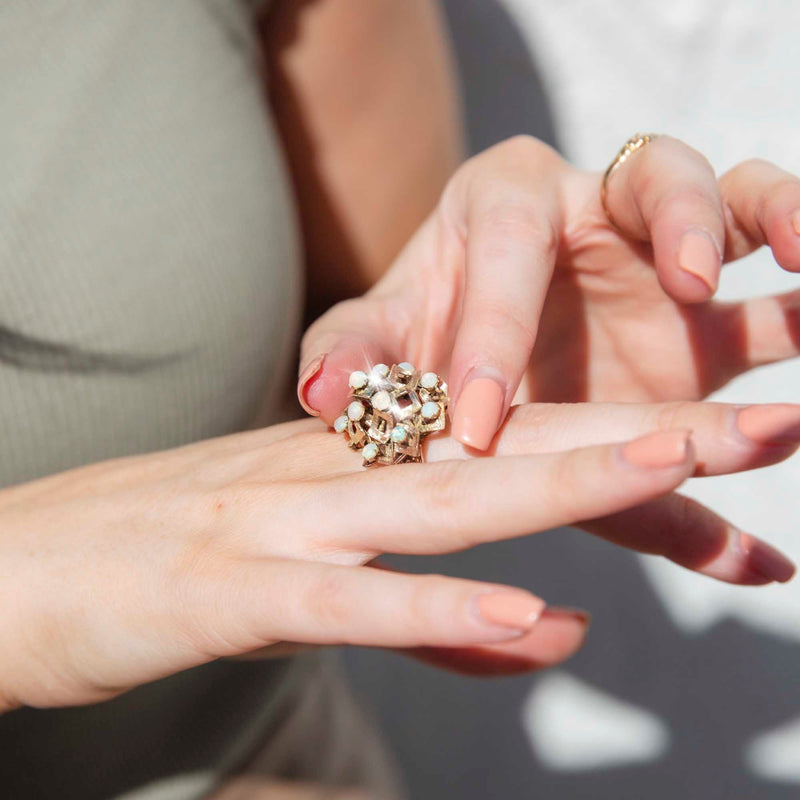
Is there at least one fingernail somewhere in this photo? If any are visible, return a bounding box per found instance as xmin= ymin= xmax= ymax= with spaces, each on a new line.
xmin=541 ymin=606 xmax=592 ymax=627
xmin=621 ymin=429 xmax=691 ymax=469
xmin=736 ymin=404 xmax=800 ymax=446
xmin=475 ymin=591 xmax=546 ymax=633
xmin=297 ymin=354 xmax=325 ymax=417
xmin=739 ymin=533 xmax=796 ymax=584
xmin=678 ymin=230 xmax=721 ymax=292
xmin=452 ymin=376 xmax=505 ymax=451
xmin=791 ymin=210 xmax=800 ymax=236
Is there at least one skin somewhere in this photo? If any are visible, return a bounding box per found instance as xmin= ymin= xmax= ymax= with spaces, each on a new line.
xmin=0 ymin=0 xmax=797 ymax=764
xmin=0 ymin=400 xmax=795 ymax=714
xmin=300 ymin=136 xmax=800 ymax=425
xmin=262 ymin=0 xmax=464 ymax=319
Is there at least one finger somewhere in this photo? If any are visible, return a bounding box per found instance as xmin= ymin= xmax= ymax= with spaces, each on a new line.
xmin=704 ymin=288 xmax=800 ymax=376
xmin=202 ymin=560 xmax=553 ymax=651
xmin=603 ymin=135 xmax=725 ymax=303
xmin=322 ymin=429 xmax=695 ymax=554
xmin=296 ymin=296 xmax=397 ymax=422
xmin=582 ymin=492 xmax=796 ymax=585
xmin=401 ymin=606 xmax=590 ymax=676
xmin=296 ymin=216 xmax=454 ymax=424
xmin=445 ymin=137 xmax=566 ymax=451
xmin=718 ymin=158 xmax=800 ymax=269
xmin=427 ymin=400 xmax=800 ymax=477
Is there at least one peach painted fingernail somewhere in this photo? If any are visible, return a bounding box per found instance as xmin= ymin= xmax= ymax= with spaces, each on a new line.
xmin=297 ymin=354 xmax=325 ymax=416
xmin=475 ymin=591 xmax=546 ymax=633
xmin=678 ymin=230 xmax=721 ymax=292
xmin=737 ymin=404 xmax=800 ymax=446
xmin=739 ymin=533 xmax=796 ymax=583
xmin=452 ymin=377 xmax=505 ymax=450
xmin=622 ymin=430 xmax=691 ymax=469
xmin=791 ymin=210 xmax=800 ymax=235
xmin=542 ymin=606 xmax=592 ymax=627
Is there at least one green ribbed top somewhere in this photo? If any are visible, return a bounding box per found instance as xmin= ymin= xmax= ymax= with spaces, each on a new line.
xmin=0 ymin=2 xmax=322 ymax=798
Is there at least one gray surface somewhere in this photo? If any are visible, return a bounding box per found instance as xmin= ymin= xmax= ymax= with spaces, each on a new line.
xmin=341 ymin=2 xmax=800 ymax=798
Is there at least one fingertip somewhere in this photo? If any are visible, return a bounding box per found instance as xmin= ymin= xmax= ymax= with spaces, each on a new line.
xmin=768 ymin=211 xmax=800 ymax=272
xmin=655 ymin=228 xmax=722 ymax=304
xmin=451 ymin=376 xmax=506 ymax=451
xmin=740 ymin=533 xmax=797 ymax=584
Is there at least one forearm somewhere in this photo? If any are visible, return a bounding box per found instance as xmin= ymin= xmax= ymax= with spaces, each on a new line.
xmin=262 ymin=0 xmax=465 ymax=319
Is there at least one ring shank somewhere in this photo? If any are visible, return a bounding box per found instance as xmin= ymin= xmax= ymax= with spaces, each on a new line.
xmin=600 ymin=132 xmax=660 ymax=229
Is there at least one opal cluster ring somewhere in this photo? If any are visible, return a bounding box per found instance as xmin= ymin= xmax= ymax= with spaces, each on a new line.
xmin=332 ymin=363 xmax=449 ymax=467
xmin=600 ymin=132 xmax=660 ymax=229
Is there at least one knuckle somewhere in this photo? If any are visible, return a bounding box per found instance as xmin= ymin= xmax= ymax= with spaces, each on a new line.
xmin=481 ymin=203 xmax=558 ymax=255
xmin=306 ymin=570 xmax=352 ymax=630
xmin=735 ymin=157 xmax=774 ymax=177
xmin=414 ymin=461 xmax=471 ymax=549
xmin=467 ymin=298 xmax=537 ymax=353
xmin=403 ymin=576 xmax=439 ymax=630
xmin=654 ymin=183 xmax=721 ymax=219
xmin=500 ymin=404 xmax=559 ymax=454
xmin=756 ymin=177 xmax=800 ymax=225
xmin=502 ymin=134 xmax=559 ymax=163
xmin=653 ymin=401 xmax=695 ymax=433
xmin=542 ymin=449 xmax=587 ymax=516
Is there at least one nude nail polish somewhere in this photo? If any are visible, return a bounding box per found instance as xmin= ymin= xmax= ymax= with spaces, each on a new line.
xmin=475 ymin=591 xmax=546 ymax=632
xmin=621 ymin=430 xmax=691 ymax=469
xmin=297 ymin=354 xmax=325 ymax=416
xmin=678 ymin=230 xmax=721 ymax=292
xmin=452 ymin=377 xmax=505 ymax=451
xmin=739 ymin=533 xmax=796 ymax=584
xmin=736 ymin=404 xmax=800 ymax=446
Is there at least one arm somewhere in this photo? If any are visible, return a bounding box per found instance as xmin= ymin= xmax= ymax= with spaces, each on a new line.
xmin=261 ymin=0 xmax=465 ymax=319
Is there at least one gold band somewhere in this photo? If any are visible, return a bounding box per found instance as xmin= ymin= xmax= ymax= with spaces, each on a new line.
xmin=601 ymin=133 xmax=659 ymax=229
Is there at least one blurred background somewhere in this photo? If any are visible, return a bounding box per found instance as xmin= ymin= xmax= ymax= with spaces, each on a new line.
xmin=344 ymin=2 xmax=800 ymax=798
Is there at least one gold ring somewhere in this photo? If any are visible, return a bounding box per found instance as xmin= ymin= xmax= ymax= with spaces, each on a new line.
xmin=601 ymin=133 xmax=660 ymax=229
xmin=333 ymin=363 xmax=449 ymax=467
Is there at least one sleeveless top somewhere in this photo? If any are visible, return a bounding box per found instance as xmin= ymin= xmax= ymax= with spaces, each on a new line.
xmin=0 ymin=3 xmax=399 ymax=798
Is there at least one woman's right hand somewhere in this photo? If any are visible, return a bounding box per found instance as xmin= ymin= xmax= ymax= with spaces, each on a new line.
xmin=0 ymin=399 xmax=795 ymax=711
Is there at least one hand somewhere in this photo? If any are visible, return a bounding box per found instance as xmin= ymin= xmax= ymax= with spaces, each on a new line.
xmin=298 ymin=135 xmax=800 ymax=449
xmin=0 ymin=399 xmax=795 ymax=708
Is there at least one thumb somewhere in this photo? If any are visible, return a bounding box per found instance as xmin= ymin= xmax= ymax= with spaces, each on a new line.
xmin=297 ymin=298 xmax=398 ymax=424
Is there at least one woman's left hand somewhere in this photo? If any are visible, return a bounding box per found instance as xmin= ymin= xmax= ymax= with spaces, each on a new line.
xmin=298 ymin=135 xmax=800 ymax=450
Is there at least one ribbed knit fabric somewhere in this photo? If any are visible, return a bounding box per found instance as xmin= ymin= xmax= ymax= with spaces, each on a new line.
xmin=0 ymin=3 xmax=393 ymax=798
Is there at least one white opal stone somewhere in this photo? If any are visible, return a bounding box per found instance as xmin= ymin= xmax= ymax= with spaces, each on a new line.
xmin=362 ymin=443 xmax=379 ymax=461
xmin=398 ymin=361 xmax=415 ymax=372
xmin=391 ymin=425 xmax=408 ymax=443
xmin=348 ymin=370 xmax=368 ymax=389
xmin=347 ymin=401 xmax=365 ymax=421
xmin=420 ymin=372 xmax=438 ymax=390
xmin=421 ymin=401 xmax=440 ymax=420
xmin=333 ymin=415 xmax=348 ymax=433
xmin=372 ymin=390 xmax=391 ymax=411
xmin=372 ymin=363 xmax=390 ymax=378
